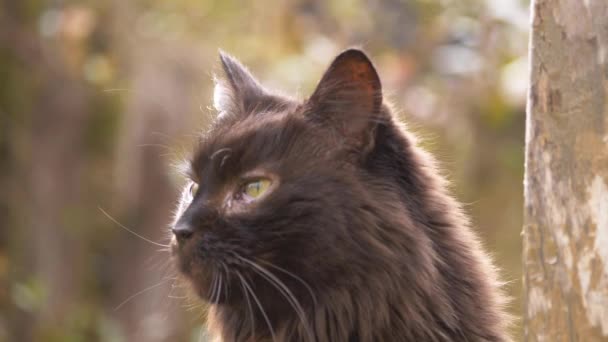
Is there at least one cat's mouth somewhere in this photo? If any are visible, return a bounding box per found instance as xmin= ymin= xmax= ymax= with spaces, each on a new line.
xmin=171 ymin=232 xmax=308 ymax=309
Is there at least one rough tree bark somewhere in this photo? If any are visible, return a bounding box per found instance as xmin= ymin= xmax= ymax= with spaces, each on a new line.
xmin=523 ymin=0 xmax=608 ymax=341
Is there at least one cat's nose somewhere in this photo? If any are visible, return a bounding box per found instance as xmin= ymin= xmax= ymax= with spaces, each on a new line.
xmin=172 ymin=223 xmax=194 ymax=241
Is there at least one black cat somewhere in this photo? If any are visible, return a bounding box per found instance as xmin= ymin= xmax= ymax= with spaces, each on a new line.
xmin=170 ymin=49 xmax=511 ymax=341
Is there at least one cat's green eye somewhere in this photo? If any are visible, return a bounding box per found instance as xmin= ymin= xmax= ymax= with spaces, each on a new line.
xmin=242 ymin=179 xmax=271 ymax=200
xmin=189 ymin=182 xmax=199 ymax=197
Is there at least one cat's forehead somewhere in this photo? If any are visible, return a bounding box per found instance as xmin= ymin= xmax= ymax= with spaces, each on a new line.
xmin=190 ymin=109 xmax=307 ymax=181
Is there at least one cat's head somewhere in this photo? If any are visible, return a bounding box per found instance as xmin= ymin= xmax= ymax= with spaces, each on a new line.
xmin=171 ymin=49 xmax=396 ymax=307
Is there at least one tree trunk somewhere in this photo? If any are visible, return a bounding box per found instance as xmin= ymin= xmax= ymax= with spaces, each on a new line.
xmin=523 ymin=0 xmax=608 ymax=341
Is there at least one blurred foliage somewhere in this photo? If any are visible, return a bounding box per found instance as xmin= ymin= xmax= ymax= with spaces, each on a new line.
xmin=0 ymin=0 xmax=528 ymax=341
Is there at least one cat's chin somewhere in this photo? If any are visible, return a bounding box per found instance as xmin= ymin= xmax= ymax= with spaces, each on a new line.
xmin=172 ymin=243 xmax=228 ymax=303
xmin=183 ymin=268 xmax=231 ymax=304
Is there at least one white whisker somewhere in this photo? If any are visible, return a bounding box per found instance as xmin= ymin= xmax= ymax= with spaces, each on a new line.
xmin=235 ymin=255 xmax=314 ymax=341
xmin=220 ymin=263 xmax=230 ymax=300
xmin=236 ymin=270 xmax=277 ymax=342
xmin=259 ymin=259 xmax=318 ymax=307
xmin=208 ymin=269 xmax=218 ymax=301
xmin=114 ymin=278 xmax=171 ymax=311
xmin=99 ymin=207 xmax=170 ymax=248
xmin=238 ymin=270 xmax=256 ymax=340
xmin=216 ymin=272 xmax=223 ymax=303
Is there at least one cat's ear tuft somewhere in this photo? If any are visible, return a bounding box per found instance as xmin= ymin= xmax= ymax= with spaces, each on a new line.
xmin=214 ymin=51 xmax=266 ymax=116
xmin=307 ymin=49 xmax=383 ymax=148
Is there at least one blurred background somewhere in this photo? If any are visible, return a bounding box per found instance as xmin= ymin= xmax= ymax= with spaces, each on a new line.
xmin=0 ymin=0 xmax=529 ymax=341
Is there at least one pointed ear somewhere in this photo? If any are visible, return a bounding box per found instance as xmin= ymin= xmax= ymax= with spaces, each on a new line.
xmin=214 ymin=51 xmax=266 ymax=116
xmin=306 ymin=49 xmax=383 ymax=147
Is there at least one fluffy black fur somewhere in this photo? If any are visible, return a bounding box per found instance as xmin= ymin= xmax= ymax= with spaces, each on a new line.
xmin=170 ymin=49 xmax=511 ymax=341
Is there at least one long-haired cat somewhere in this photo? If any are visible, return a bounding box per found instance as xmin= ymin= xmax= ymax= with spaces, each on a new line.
xmin=170 ymin=49 xmax=510 ymax=341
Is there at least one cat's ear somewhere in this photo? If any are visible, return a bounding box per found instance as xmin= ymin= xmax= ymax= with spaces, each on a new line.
xmin=306 ymin=49 xmax=383 ymax=148
xmin=214 ymin=51 xmax=266 ymax=116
